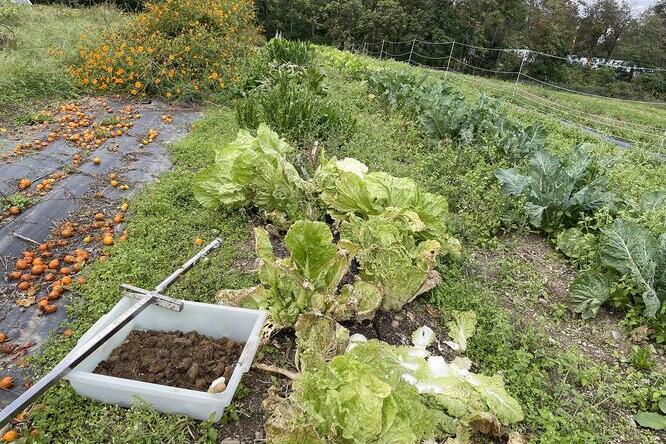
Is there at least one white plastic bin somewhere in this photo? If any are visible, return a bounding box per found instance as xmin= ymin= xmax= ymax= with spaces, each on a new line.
xmin=64 ymin=296 xmax=267 ymax=421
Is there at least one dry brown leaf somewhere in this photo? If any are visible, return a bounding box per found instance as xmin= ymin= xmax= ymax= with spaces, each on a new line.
xmin=508 ymin=431 xmax=527 ymax=444
xmin=16 ymin=296 xmax=36 ymax=307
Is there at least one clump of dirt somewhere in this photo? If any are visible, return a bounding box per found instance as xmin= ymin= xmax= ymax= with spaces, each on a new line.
xmin=94 ymin=330 xmax=244 ymax=391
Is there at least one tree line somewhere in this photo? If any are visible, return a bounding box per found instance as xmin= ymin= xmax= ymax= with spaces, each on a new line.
xmin=255 ymin=0 xmax=666 ymax=99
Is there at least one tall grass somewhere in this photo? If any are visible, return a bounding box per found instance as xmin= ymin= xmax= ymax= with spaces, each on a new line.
xmin=0 ymin=3 xmax=126 ymax=123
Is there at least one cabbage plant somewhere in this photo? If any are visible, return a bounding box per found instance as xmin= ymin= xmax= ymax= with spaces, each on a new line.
xmin=495 ymin=144 xmax=615 ymax=233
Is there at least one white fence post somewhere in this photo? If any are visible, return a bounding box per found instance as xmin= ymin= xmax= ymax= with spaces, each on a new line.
xmin=407 ymin=38 xmax=416 ymax=64
xmin=379 ymin=39 xmax=385 ymax=59
xmin=444 ymin=41 xmax=455 ymax=79
xmin=513 ymin=55 xmax=526 ymax=97
xmin=363 ymin=42 xmax=367 ymax=55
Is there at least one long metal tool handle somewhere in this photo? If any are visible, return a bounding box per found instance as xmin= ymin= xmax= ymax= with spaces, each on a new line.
xmin=0 ymin=238 xmax=222 ymax=428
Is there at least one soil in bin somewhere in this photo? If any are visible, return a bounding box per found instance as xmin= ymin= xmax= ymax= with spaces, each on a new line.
xmin=94 ymin=330 xmax=244 ymax=391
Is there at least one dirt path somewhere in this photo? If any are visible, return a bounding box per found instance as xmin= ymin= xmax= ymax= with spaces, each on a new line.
xmin=474 ymin=233 xmax=666 ymax=368
xmin=0 ymin=97 xmax=199 ymax=408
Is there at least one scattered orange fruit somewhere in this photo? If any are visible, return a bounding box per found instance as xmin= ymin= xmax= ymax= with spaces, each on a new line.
xmin=18 ymin=178 xmax=32 ymax=190
xmin=1 ymin=429 xmax=17 ymax=442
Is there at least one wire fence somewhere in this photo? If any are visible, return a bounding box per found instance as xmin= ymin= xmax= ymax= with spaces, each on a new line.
xmin=346 ymin=38 xmax=666 ymax=152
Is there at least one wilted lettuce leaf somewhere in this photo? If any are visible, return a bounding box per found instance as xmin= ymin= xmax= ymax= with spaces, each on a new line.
xmin=333 ymin=280 xmax=383 ymax=321
xmin=295 ymin=314 xmax=349 ymax=371
xmin=444 ymin=311 xmax=477 ymax=352
xmin=339 ymin=212 xmax=442 ymax=310
xmin=397 ymin=333 xmax=524 ymax=426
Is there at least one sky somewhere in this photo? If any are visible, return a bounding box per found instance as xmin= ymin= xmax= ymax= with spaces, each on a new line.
xmin=628 ymin=0 xmax=657 ymax=15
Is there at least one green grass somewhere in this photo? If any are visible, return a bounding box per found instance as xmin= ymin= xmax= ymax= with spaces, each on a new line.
xmin=0 ymin=3 xmax=126 ymax=124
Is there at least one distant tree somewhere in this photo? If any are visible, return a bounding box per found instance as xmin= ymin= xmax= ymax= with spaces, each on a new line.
xmin=616 ymin=2 xmax=666 ymax=68
xmin=576 ymin=0 xmax=633 ymax=61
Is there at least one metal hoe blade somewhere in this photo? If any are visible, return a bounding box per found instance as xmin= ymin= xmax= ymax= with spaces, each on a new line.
xmin=0 ymin=238 xmax=222 ymax=428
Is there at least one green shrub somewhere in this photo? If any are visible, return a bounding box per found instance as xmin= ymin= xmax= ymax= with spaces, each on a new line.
xmin=236 ymin=65 xmax=355 ymax=147
xmin=265 ymin=36 xmax=313 ymax=66
xmin=71 ymin=0 xmax=261 ymax=101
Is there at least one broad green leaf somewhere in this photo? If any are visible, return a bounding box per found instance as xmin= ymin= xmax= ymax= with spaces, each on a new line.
xmin=444 ymin=311 xmax=477 ymax=352
xmin=254 ymin=227 xmax=274 ymax=262
xmin=569 ymin=270 xmax=616 ymax=319
xmin=659 ymin=397 xmax=666 ymax=414
xmin=599 ymin=219 xmax=660 ymax=317
xmin=470 ymin=374 xmax=524 ymax=424
xmin=413 ymin=192 xmax=451 ymax=243
xmin=365 ymin=172 xmax=420 ymax=210
xmin=524 ymin=202 xmax=547 ymax=228
xmin=634 ymin=412 xmax=666 ymax=430
xmin=192 ymin=164 xmax=245 ymax=208
xmin=639 ymin=191 xmax=666 ymax=213
xmin=192 ymin=125 xmax=307 ymax=222
xmin=284 ymin=221 xmax=340 ymax=285
xmin=320 ymin=170 xmax=382 ymax=217
xmin=494 ymin=169 xmax=531 ymax=196
xmin=529 ymin=150 xmax=559 ymax=181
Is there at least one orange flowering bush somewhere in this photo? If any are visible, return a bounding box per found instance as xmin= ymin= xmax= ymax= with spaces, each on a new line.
xmin=71 ymin=0 xmax=260 ymax=101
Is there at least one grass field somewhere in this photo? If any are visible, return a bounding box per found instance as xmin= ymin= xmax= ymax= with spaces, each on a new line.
xmin=0 ymin=3 xmax=126 ymax=124
xmin=2 ymin=5 xmax=666 ymax=443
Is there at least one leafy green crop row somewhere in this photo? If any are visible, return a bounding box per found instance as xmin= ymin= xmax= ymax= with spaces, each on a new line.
xmin=196 ymin=125 xmax=458 ymax=328
xmin=344 ymin=51 xmax=666 ymax=342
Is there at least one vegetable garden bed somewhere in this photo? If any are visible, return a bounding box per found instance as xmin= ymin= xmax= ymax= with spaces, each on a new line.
xmin=1 ymin=28 xmax=665 ymax=443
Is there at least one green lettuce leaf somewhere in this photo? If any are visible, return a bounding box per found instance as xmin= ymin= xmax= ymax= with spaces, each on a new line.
xmin=220 ymin=222 xmax=350 ymax=327
xmin=315 ymin=157 xmax=456 ymax=246
xmin=340 ymin=212 xmax=442 ymax=311
xmin=444 ymin=311 xmax=477 ymax=352
xmin=284 ymin=220 xmax=341 ymax=288
xmin=192 ymin=124 xmax=309 ymax=223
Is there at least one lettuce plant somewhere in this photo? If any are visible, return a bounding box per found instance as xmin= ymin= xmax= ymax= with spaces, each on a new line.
xmin=495 ymin=145 xmax=615 ymax=233
xmin=315 ymin=157 xmax=458 ymax=247
xmin=217 ymin=220 xmax=350 ymax=327
xmin=338 ymin=210 xmax=445 ymax=311
xmin=265 ymin=325 xmax=523 ymax=443
xmin=193 ymin=124 xmax=313 ymax=224
xmin=443 ymin=310 xmax=477 ymax=352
